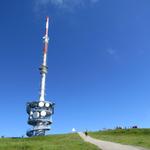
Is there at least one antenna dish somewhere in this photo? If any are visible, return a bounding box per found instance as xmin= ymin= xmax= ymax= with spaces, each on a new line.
xmin=45 ymin=102 xmax=50 ymax=107
xmin=39 ymin=102 xmax=44 ymax=107
xmin=41 ymin=110 xmax=46 ymax=117
xmin=33 ymin=112 xmax=40 ymax=119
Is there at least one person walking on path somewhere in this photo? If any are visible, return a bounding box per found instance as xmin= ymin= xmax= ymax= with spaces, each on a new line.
xmin=84 ymin=130 xmax=88 ymax=136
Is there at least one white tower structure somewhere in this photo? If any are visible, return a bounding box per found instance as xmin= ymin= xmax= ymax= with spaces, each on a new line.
xmin=26 ymin=17 xmax=54 ymax=137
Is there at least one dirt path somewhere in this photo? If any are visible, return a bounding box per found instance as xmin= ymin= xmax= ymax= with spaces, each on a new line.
xmin=78 ymin=132 xmax=148 ymax=150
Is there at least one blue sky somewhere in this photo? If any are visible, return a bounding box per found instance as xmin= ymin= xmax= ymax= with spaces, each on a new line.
xmin=0 ymin=0 xmax=150 ymax=137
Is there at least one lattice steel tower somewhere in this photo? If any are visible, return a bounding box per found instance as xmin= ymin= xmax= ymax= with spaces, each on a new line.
xmin=26 ymin=17 xmax=54 ymax=137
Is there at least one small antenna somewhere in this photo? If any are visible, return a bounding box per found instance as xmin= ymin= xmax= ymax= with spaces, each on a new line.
xmin=39 ymin=16 xmax=49 ymax=102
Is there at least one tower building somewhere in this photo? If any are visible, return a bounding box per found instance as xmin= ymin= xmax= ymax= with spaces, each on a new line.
xmin=26 ymin=17 xmax=54 ymax=137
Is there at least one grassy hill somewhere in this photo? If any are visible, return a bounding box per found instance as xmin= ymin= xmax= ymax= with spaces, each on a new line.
xmin=89 ymin=128 xmax=150 ymax=149
xmin=0 ymin=133 xmax=99 ymax=150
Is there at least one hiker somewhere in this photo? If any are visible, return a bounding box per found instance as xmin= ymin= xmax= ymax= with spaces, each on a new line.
xmin=85 ymin=131 xmax=88 ymax=136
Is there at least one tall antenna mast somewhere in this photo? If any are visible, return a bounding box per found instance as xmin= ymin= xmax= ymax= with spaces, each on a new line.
xmin=39 ymin=16 xmax=49 ymax=102
xmin=26 ymin=17 xmax=54 ymax=137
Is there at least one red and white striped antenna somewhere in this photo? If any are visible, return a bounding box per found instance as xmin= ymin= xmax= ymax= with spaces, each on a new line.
xmin=39 ymin=16 xmax=50 ymax=101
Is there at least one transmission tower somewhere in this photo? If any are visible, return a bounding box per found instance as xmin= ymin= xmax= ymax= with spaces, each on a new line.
xmin=26 ymin=17 xmax=55 ymax=137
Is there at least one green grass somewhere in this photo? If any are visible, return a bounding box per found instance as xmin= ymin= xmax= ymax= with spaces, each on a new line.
xmin=89 ymin=128 xmax=150 ymax=149
xmin=0 ymin=133 xmax=99 ymax=150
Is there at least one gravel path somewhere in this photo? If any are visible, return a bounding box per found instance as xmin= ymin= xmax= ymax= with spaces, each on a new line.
xmin=78 ymin=132 xmax=148 ymax=150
